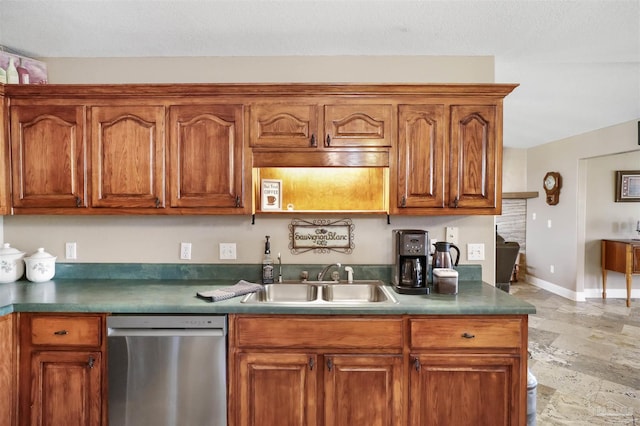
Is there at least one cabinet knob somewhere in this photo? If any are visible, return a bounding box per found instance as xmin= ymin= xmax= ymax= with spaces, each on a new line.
xmin=310 ymin=134 xmax=317 ymax=147
xmin=413 ymin=357 xmax=421 ymax=371
xmin=53 ymin=330 xmax=68 ymax=336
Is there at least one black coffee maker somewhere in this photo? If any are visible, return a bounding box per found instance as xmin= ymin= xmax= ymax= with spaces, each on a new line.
xmin=392 ymin=229 xmax=429 ymax=294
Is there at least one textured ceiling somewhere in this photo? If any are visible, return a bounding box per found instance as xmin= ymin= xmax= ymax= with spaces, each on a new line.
xmin=0 ymin=0 xmax=638 ymax=149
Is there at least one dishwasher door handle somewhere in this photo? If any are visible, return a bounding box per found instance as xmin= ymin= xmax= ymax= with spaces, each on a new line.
xmin=108 ymin=328 xmax=225 ymax=337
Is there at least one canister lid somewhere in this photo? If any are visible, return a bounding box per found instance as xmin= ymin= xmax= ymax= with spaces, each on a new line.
xmin=26 ymin=247 xmax=56 ymax=261
xmin=433 ymin=268 xmax=458 ymax=277
xmin=0 ymin=243 xmax=25 ymax=257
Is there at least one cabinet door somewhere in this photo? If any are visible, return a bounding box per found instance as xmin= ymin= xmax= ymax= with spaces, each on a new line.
xmin=449 ymin=105 xmax=498 ymax=209
xmin=324 ymin=355 xmax=403 ymax=426
xmin=90 ymin=106 xmax=165 ymax=208
xmin=237 ymin=352 xmax=318 ymax=426
xmin=324 ymin=104 xmax=392 ymax=147
xmin=409 ymin=354 xmax=520 ymax=426
xmin=250 ymin=104 xmax=319 ymax=148
xmin=169 ymin=105 xmax=245 ymax=209
xmin=29 ymin=351 xmax=102 ymax=426
xmin=396 ymin=104 xmax=445 ymax=209
xmin=0 ymin=314 xmax=15 ymax=426
xmin=10 ymin=105 xmax=86 ymax=209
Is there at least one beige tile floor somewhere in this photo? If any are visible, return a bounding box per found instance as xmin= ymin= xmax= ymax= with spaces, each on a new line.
xmin=510 ymin=282 xmax=640 ymax=425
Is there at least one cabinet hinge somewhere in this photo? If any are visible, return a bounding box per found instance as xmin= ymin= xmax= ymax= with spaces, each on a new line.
xmin=310 ymin=134 xmax=317 ymax=147
xmin=326 ymin=358 xmax=333 ymax=371
xmin=235 ymin=195 xmax=241 ymax=207
xmin=309 ymin=357 xmax=314 ymax=371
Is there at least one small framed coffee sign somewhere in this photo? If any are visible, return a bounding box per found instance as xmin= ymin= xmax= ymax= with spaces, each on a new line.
xmin=261 ymin=179 xmax=282 ymax=210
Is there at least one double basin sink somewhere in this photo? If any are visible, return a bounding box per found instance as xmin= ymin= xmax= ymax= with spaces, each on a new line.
xmin=241 ymin=280 xmax=398 ymax=306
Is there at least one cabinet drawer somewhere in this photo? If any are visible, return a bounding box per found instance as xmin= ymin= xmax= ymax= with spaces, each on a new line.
xmin=409 ymin=317 xmax=523 ymax=350
xmin=30 ymin=315 xmax=102 ymax=347
xmin=234 ymin=316 xmax=403 ymax=349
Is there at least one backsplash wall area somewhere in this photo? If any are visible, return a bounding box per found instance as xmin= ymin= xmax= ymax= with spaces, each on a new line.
xmin=3 ymin=214 xmax=496 ymax=284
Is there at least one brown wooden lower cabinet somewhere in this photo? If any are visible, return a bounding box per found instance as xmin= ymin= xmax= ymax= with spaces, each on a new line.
xmin=18 ymin=313 xmax=106 ymax=426
xmin=0 ymin=313 xmax=16 ymax=426
xmin=229 ymin=314 xmax=527 ymax=426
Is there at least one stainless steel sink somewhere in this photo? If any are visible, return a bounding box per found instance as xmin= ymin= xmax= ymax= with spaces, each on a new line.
xmin=321 ymin=284 xmax=390 ymax=302
xmin=241 ymin=281 xmax=398 ymax=306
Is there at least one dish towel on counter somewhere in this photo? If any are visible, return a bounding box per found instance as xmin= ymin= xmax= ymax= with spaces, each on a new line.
xmin=196 ymin=280 xmax=263 ymax=302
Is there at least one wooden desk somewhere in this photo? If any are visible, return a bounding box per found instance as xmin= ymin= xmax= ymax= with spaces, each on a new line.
xmin=601 ymin=239 xmax=640 ymax=307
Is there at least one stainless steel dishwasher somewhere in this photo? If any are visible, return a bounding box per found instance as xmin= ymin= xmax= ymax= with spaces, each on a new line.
xmin=107 ymin=315 xmax=227 ymax=426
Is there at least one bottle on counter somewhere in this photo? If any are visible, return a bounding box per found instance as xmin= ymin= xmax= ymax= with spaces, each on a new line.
xmin=0 ymin=66 xmax=6 ymax=84
xmin=6 ymin=58 xmax=19 ymax=84
xmin=262 ymin=236 xmax=274 ymax=284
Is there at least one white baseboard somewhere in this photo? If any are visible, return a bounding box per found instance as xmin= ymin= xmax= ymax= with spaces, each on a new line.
xmin=525 ymin=275 xmax=640 ymax=302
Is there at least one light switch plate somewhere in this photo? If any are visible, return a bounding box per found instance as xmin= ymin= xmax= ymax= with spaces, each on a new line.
xmin=445 ymin=227 xmax=459 ymax=245
xmin=467 ymin=243 xmax=485 ymax=261
xmin=219 ymin=243 xmax=237 ymax=260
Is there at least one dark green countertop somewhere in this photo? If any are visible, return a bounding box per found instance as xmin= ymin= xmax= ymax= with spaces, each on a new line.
xmin=0 ymin=279 xmax=535 ymax=316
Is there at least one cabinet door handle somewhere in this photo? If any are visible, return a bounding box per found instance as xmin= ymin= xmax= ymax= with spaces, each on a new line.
xmin=327 ymin=358 xmax=333 ymax=371
xmin=326 ymin=134 xmax=331 ymax=147
xmin=413 ymin=357 xmax=421 ymax=371
xmin=310 ymin=134 xmax=317 ymax=147
xmin=461 ymin=332 xmax=475 ymax=339
xmin=53 ymin=330 xmax=68 ymax=335
xmin=309 ymin=357 xmax=314 ymax=371
xmin=88 ymin=356 xmax=95 ymax=369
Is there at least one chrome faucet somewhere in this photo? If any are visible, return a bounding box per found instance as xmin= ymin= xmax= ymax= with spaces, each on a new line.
xmin=317 ymin=263 xmax=341 ymax=281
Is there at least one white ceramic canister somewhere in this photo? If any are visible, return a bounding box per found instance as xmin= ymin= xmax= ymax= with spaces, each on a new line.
xmin=0 ymin=243 xmax=26 ymax=283
xmin=24 ymin=248 xmax=56 ymax=282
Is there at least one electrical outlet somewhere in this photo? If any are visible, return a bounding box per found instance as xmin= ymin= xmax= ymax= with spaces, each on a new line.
xmin=65 ymin=242 xmax=77 ymax=260
xmin=467 ymin=243 xmax=485 ymax=261
xmin=445 ymin=226 xmax=458 ymax=245
xmin=180 ymin=242 xmax=192 ymax=260
xmin=219 ymin=243 xmax=237 ymax=260
xmin=550 ymin=265 xmax=555 ymax=273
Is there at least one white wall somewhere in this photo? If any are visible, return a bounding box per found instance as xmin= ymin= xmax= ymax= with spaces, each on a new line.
xmin=3 ymin=56 xmax=501 ymax=283
xmin=526 ymin=120 xmax=640 ymax=300
xmin=502 ymin=148 xmax=527 ymax=192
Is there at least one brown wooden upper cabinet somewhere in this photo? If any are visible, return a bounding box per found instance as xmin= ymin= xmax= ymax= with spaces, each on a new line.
xmin=168 ymin=105 xmax=246 ymax=210
xmin=392 ymin=102 xmax=502 ymax=215
xmin=90 ymin=105 xmax=165 ymax=209
xmin=250 ymin=102 xmax=393 ymax=149
xmin=10 ymin=105 xmax=87 ymax=210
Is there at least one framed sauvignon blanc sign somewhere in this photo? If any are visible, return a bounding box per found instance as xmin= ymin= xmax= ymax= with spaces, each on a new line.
xmin=288 ymin=218 xmax=355 ymax=254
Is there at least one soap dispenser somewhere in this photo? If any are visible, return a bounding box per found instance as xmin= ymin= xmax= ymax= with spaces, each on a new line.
xmin=261 ymin=236 xmax=274 ymax=284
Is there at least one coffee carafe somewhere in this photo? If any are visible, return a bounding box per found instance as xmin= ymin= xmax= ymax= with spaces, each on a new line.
xmin=393 ymin=229 xmax=428 ymax=293
xmin=432 ymin=241 xmax=460 ymax=270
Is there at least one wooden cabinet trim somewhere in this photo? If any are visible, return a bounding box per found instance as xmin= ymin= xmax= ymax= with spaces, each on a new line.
xmin=30 ymin=315 xmax=102 ymax=347
xmin=409 ymin=317 xmax=523 ymax=350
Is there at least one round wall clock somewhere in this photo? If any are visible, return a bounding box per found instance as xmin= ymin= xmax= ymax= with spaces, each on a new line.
xmin=543 ymin=172 xmax=562 ymax=205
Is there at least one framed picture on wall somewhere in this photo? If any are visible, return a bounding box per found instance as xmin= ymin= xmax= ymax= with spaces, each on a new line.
xmin=261 ymin=179 xmax=282 ymax=210
xmin=615 ymin=170 xmax=640 ymax=202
